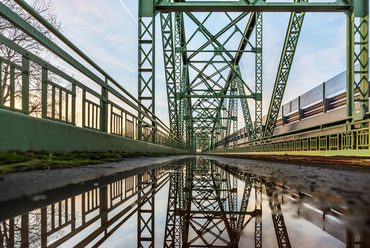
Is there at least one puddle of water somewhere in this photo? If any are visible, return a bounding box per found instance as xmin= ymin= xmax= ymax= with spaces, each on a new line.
xmin=0 ymin=158 xmax=368 ymax=247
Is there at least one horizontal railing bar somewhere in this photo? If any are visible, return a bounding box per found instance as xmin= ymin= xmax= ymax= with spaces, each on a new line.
xmin=0 ymin=56 xmax=23 ymax=71
xmin=0 ymin=35 xmax=104 ymax=101
xmin=0 ymin=2 xmax=169 ymax=133
xmin=10 ymin=0 xmax=173 ymax=135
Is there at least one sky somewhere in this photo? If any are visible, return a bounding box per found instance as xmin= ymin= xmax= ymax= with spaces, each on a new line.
xmin=38 ymin=0 xmax=348 ymax=128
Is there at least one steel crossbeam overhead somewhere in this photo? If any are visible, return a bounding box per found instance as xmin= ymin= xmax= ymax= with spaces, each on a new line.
xmin=155 ymin=0 xmax=351 ymax=13
xmin=263 ymin=0 xmax=307 ymax=137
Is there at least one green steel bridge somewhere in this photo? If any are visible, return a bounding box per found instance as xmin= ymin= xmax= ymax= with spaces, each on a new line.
xmin=0 ymin=0 xmax=369 ymax=156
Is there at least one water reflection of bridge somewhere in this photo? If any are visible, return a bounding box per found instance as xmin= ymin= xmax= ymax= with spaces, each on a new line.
xmin=0 ymin=158 xmax=367 ymax=247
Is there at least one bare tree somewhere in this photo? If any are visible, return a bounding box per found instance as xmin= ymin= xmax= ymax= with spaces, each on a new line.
xmin=0 ymin=0 xmax=63 ymax=116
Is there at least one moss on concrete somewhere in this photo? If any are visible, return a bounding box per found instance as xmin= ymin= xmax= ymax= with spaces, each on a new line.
xmin=0 ymin=152 xmax=173 ymax=174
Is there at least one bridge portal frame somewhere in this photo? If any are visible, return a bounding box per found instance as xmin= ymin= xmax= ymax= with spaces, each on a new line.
xmin=140 ymin=0 xmax=368 ymax=151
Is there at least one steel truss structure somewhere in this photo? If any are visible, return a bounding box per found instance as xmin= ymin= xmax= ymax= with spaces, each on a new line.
xmin=162 ymin=158 xmax=265 ymax=247
xmin=138 ymin=0 xmax=368 ymax=151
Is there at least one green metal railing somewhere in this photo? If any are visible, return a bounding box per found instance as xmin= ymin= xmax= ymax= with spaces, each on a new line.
xmin=0 ymin=1 xmax=188 ymax=151
xmin=212 ymin=119 xmax=370 ymax=154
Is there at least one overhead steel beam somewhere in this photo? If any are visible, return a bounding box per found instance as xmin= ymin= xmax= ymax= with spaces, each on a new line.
xmin=180 ymin=94 xmax=255 ymax=98
xmin=155 ymin=0 xmax=350 ymax=13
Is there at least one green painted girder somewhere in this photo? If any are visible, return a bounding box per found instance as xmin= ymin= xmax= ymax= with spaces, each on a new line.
xmin=212 ymin=13 xmax=257 ymax=138
xmin=263 ymin=0 xmax=307 ymax=137
xmin=160 ymin=13 xmax=180 ymax=138
xmin=138 ymin=0 xmax=156 ymax=141
xmin=346 ymin=0 xmax=369 ymax=127
xmin=155 ymin=0 xmax=351 ymax=13
xmin=172 ymin=10 xmax=261 ymax=149
xmin=227 ymin=78 xmax=238 ymax=146
xmin=236 ymin=67 xmax=254 ymax=141
xmin=254 ymin=12 xmax=263 ymax=140
xmin=353 ymin=9 xmax=369 ymax=127
xmin=184 ymin=12 xmax=234 ymax=60
xmin=179 ymin=94 xmax=255 ymax=98
xmin=191 ymin=116 xmax=237 ymax=120
xmin=189 ymin=126 xmax=225 ymax=130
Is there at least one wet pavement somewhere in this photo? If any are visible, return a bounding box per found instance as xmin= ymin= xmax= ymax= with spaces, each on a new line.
xmin=0 ymin=156 xmax=369 ymax=247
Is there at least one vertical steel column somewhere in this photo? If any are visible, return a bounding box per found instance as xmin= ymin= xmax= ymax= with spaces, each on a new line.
xmin=174 ymin=12 xmax=183 ymax=141
xmin=164 ymin=171 xmax=181 ymax=248
xmin=222 ymin=99 xmax=228 ymax=147
xmin=254 ymin=179 xmax=262 ymax=248
xmin=137 ymin=170 xmax=156 ymax=248
xmin=160 ymin=13 xmax=180 ymax=138
xmin=138 ymin=0 xmax=155 ymax=142
xmin=232 ymin=85 xmax=238 ymax=147
xmin=255 ymin=12 xmax=263 ymax=140
xmin=41 ymin=207 xmax=47 ymax=248
xmin=347 ymin=11 xmax=355 ymax=118
xmin=41 ymin=67 xmax=48 ymax=119
xmin=354 ymin=0 xmax=369 ymax=126
xmin=182 ymin=159 xmax=193 ymax=246
xmin=21 ymin=214 xmax=29 ymax=247
xmin=101 ymin=78 xmax=108 ymax=133
xmin=100 ymin=186 xmax=108 ymax=226
xmin=22 ymin=55 xmax=29 ymax=113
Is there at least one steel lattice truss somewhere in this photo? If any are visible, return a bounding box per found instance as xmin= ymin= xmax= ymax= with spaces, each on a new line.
xmin=163 ymin=159 xmax=266 ymax=247
xmin=139 ymin=0 xmax=368 ymax=150
xmin=157 ymin=9 xmax=261 ymax=150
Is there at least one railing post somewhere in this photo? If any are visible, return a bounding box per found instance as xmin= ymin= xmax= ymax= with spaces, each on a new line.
xmin=41 ymin=67 xmax=48 ymax=119
xmin=101 ymin=78 xmax=108 ymax=133
xmin=22 ymin=55 xmax=29 ymax=113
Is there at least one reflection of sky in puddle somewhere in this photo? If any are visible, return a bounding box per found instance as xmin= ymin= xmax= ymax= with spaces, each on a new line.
xmin=0 ymin=158 xmax=365 ymax=247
